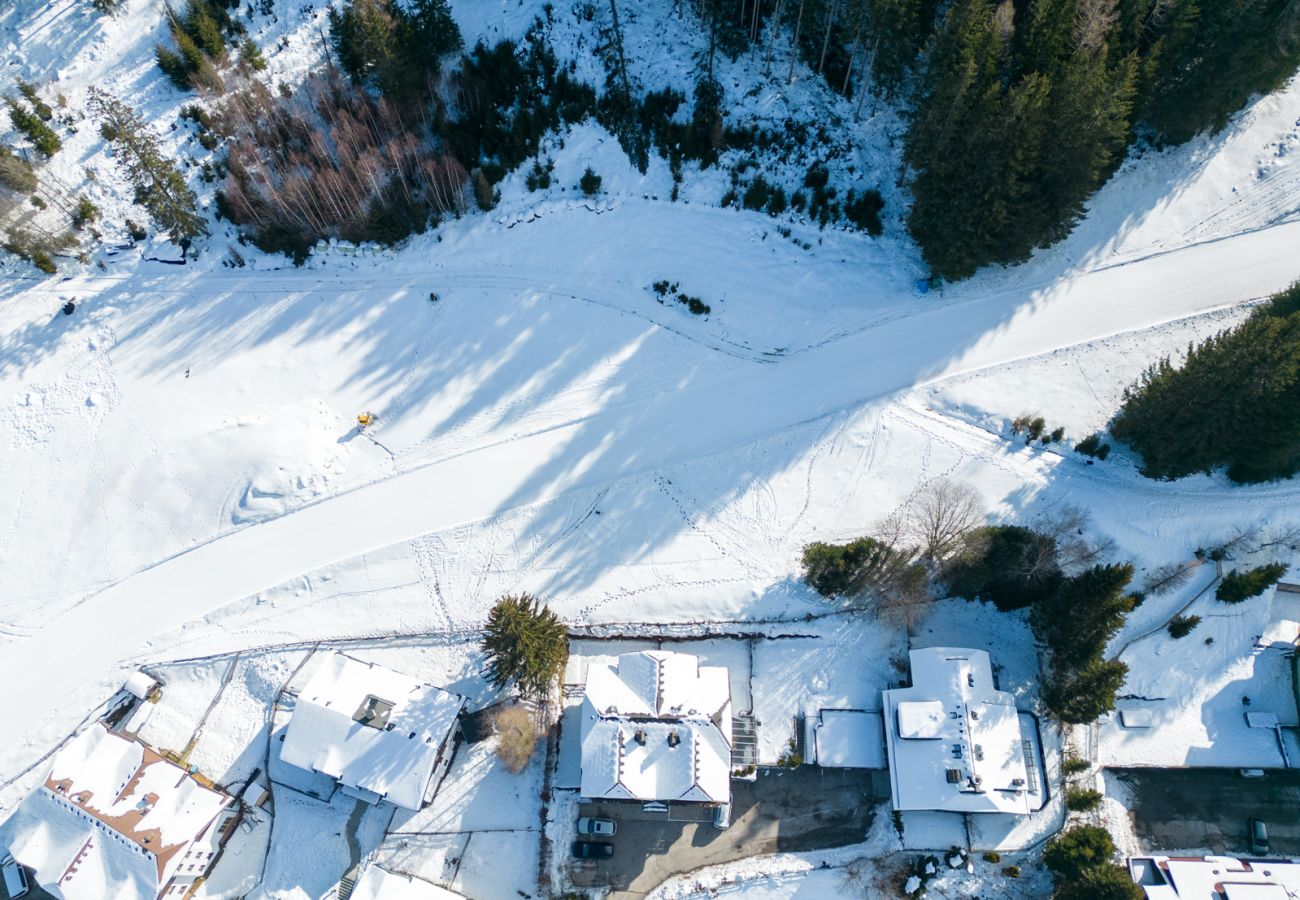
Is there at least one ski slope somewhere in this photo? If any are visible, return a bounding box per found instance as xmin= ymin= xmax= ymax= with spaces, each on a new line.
xmin=2 ymin=213 xmax=1299 ymax=767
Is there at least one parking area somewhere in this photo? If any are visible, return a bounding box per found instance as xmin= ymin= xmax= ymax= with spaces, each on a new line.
xmin=1112 ymin=768 xmax=1300 ymax=855
xmin=567 ymin=766 xmax=887 ymax=898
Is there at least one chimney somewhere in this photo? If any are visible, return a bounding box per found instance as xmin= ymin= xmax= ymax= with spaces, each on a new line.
xmin=667 ymin=730 xmax=681 ymax=748
xmin=634 ymin=729 xmax=647 ymax=746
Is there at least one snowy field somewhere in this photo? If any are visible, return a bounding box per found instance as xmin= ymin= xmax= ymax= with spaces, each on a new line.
xmin=3 ymin=0 xmax=1300 ymax=895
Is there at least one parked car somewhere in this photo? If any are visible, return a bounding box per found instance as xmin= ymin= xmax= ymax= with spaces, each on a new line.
xmin=571 ymin=840 xmax=614 ymax=860
xmin=1 ymin=853 xmax=30 ymax=898
xmin=577 ymin=816 xmax=616 ymax=836
xmin=1249 ymin=819 xmax=1270 ymax=855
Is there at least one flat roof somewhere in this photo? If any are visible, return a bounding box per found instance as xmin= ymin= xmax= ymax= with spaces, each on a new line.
xmin=1134 ymin=856 xmax=1300 ymax=899
xmin=813 ymin=710 xmax=886 ymax=768
xmin=882 ymin=648 xmax=1030 ymax=814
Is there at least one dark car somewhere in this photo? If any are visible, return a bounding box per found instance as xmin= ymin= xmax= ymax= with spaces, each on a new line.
xmin=571 ymin=840 xmax=614 ymax=860
xmin=1249 ymin=819 xmax=1270 ymax=855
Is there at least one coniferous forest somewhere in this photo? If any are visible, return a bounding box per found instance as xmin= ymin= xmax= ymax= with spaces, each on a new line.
xmin=1112 ymin=282 xmax=1300 ymax=482
xmin=905 ymin=0 xmax=1300 ymax=279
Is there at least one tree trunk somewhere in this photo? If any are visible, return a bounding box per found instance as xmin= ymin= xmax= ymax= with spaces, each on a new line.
xmin=787 ymin=0 xmax=806 ymax=83
xmin=817 ymin=0 xmax=839 ymax=75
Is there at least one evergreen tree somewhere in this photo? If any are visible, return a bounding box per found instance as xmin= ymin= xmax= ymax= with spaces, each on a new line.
xmin=1112 ymin=282 xmax=1300 ymax=482
xmin=1055 ymin=863 xmax=1144 ymax=900
xmin=1032 ymin=563 xmax=1135 ymax=669
xmin=481 ymin=594 xmax=569 ymax=700
xmin=88 ymin=90 xmax=206 ymax=241
xmin=1217 ymin=563 xmax=1288 ymax=603
xmin=1044 ymin=825 xmax=1117 ymax=881
xmin=5 ymin=99 xmax=61 ymax=157
xmin=1044 ymin=657 xmax=1128 ymax=723
xmin=1140 ymin=0 xmax=1300 ymax=145
xmin=17 ymin=81 xmax=53 ymax=121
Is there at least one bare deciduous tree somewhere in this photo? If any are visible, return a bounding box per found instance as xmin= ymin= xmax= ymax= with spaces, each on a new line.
xmin=1142 ymin=559 xmax=1201 ymax=596
xmin=908 ymin=478 xmax=986 ymax=561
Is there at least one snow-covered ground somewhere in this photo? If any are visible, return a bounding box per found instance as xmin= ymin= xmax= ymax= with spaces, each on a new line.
xmin=3 ymin=0 xmax=1300 ymax=895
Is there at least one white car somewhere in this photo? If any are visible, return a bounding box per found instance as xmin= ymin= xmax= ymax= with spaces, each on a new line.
xmin=577 ymin=816 xmax=616 ymax=836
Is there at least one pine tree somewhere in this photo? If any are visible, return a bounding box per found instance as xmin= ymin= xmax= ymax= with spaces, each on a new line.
xmin=1044 ymin=657 xmax=1128 ymax=723
xmin=17 ymin=81 xmax=53 ymax=121
xmin=481 ymin=594 xmax=569 ymax=700
xmin=88 ymin=90 xmax=206 ymax=241
xmin=5 ymin=99 xmax=61 ymax=157
xmin=1217 ymin=563 xmax=1288 ymax=603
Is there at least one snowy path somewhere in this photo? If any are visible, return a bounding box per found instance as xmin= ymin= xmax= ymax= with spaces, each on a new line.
xmin=4 ymin=217 xmax=1300 ymax=762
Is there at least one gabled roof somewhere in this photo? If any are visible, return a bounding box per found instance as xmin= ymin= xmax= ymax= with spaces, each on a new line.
xmin=579 ymin=650 xmax=732 ymax=804
xmin=882 ymin=647 xmax=1031 ymax=814
xmin=279 ymin=653 xmax=465 ymax=811
xmin=0 ymin=724 xmax=231 ymax=900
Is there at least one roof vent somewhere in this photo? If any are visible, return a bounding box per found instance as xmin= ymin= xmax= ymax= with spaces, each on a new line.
xmin=945 ymin=769 xmax=961 ymax=784
xmin=967 ymin=673 xmax=975 ymax=687
xmin=667 ymin=730 xmax=681 ymax=748
xmin=634 ymin=729 xmax=647 ymax=745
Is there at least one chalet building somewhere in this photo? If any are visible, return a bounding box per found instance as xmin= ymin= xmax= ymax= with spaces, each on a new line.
xmin=0 ymin=723 xmax=236 ymax=899
xmin=277 ymin=653 xmax=466 ymax=811
xmin=578 ymin=650 xmax=733 ymax=824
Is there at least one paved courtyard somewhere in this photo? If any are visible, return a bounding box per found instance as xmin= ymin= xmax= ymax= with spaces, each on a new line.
xmin=568 ymin=766 xmax=887 ymax=898
xmin=1112 ymin=767 xmax=1300 ymax=855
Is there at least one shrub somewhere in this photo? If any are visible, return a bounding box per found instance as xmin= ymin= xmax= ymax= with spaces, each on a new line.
xmin=742 ymin=175 xmax=771 ymax=211
xmin=1044 ymin=825 xmax=1116 ymax=881
xmin=1167 ymin=614 xmax=1201 ymax=638
xmin=494 ymin=703 xmax=538 ymax=773
xmin=1217 ymin=563 xmax=1287 ymax=603
xmin=71 ymin=196 xmax=100 ymax=230
xmin=0 ymin=143 xmax=37 ymax=193
xmin=1003 ymin=865 xmax=1021 ymax=878
xmin=125 ymin=219 xmax=148 ymax=241
xmin=1055 ymin=863 xmax=1145 ymax=899
xmin=579 ymin=166 xmax=601 ymax=195
xmin=981 ymin=851 xmax=1001 ymax=863
xmin=843 ymin=188 xmax=884 ymax=235
xmin=239 ymin=38 xmax=267 ymax=71
xmin=803 ymin=537 xmax=908 ymax=598
xmin=481 ymin=593 xmax=568 ymax=700
xmin=1066 ymin=788 xmax=1103 ymax=812
xmin=1027 ymin=417 xmax=1047 ymax=441
xmin=1062 ymin=756 xmax=1091 ymax=776
xmin=3 ymin=227 xmax=73 ymax=274
xmin=766 ymin=186 xmax=787 ymax=215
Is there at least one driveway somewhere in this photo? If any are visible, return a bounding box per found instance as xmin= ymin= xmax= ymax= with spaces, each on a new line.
xmin=568 ymin=767 xmax=886 ymax=898
xmin=1111 ymin=768 xmax=1300 ymax=855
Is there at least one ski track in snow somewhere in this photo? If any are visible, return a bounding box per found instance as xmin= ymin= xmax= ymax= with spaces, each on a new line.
xmin=2 ymin=213 xmax=1299 ymax=770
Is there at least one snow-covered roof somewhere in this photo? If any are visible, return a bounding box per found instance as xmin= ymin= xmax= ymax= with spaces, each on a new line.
xmin=0 ymin=723 xmax=231 ymax=900
xmin=882 ymin=648 xmax=1030 ymax=814
xmin=279 ymin=653 xmax=465 ymax=811
xmin=813 ymin=710 xmax=886 ymax=768
xmin=351 ymin=865 xmax=466 ymax=899
xmin=579 ymin=650 xmax=732 ymax=804
xmin=1131 ymin=856 xmax=1300 ymax=899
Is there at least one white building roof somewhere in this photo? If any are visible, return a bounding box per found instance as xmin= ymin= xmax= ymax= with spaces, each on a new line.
xmin=882 ymin=647 xmax=1030 ymax=814
xmin=351 ymin=865 xmax=465 ymax=899
xmin=280 ymin=653 xmax=465 ymax=811
xmin=1132 ymin=856 xmax=1300 ymax=899
xmin=813 ymin=710 xmax=886 ymax=768
xmin=579 ymin=650 xmax=732 ymax=804
xmin=0 ymin=724 xmax=231 ymax=900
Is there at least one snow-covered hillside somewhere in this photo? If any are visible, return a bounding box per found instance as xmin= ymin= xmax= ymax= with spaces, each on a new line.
xmin=2 ymin=0 xmax=1300 ymax=895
